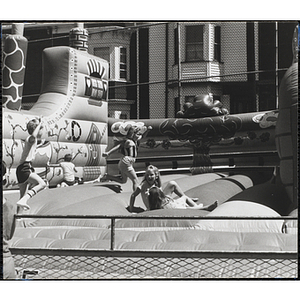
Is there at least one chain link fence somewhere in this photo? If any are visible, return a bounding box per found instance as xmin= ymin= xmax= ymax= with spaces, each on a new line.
xmin=10 ymin=214 xmax=298 ymax=280
xmin=86 ymin=21 xmax=297 ymax=119
xmin=12 ymin=250 xmax=297 ymax=279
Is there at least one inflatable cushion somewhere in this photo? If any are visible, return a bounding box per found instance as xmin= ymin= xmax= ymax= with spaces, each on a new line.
xmin=194 ymin=201 xmax=284 ymax=233
xmin=114 ymin=208 xmax=209 ymax=231
xmin=10 ymin=226 xmax=296 ymax=252
xmin=282 ymin=209 xmax=298 ymax=234
xmin=185 ymin=175 xmax=253 ymax=206
xmin=227 ymin=181 xmax=292 ymax=215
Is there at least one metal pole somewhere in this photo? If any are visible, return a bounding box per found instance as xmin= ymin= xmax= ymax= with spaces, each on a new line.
xmin=275 ymin=21 xmax=279 ymax=109
xmin=177 ymin=22 xmax=182 ymax=109
xmin=110 ymin=218 xmax=115 ymax=250
xmin=165 ymin=22 xmax=169 ymax=118
xmin=136 ymin=26 xmax=140 ymax=119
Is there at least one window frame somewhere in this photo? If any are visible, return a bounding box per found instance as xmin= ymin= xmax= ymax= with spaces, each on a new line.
xmin=185 ymin=25 xmax=204 ymax=62
xmin=214 ymin=25 xmax=221 ymax=62
xmin=119 ymin=47 xmax=127 ymax=80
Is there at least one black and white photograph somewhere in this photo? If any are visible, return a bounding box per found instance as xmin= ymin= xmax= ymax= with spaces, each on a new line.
xmin=1 ymin=10 xmax=298 ymax=288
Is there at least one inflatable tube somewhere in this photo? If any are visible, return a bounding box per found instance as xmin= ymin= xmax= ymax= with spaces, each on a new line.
xmin=3 ymin=111 xmax=108 ymax=144
xmin=227 ymin=181 xmax=292 ymax=216
xmin=108 ymin=110 xmax=277 ymax=140
xmin=184 ymin=175 xmax=253 ymax=206
xmin=194 ymin=201 xmax=284 ymax=233
xmin=275 ymin=62 xmax=298 ymax=205
xmin=29 ymin=46 xmax=109 ymax=123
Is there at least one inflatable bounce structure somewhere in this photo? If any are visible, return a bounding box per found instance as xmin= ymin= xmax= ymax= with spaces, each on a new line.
xmin=2 ymin=23 xmax=298 ymax=279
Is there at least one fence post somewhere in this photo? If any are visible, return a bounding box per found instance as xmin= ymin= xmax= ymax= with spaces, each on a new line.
xmin=110 ymin=218 xmax=115 ymax=250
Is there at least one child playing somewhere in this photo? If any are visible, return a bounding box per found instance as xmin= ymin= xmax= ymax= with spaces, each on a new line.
xmin=147 ymin=186 xmax=218 ymax=211
xmin=129 ymin=164 xmax=161 ymax=212
xmin=16 ymin=117 xmax=47 ymax=212
xmin=129 ymin=164 xmax=201 ymax=212
xmin=102 ymin=125 xmax=152 ymax=192
xmin=57 ymin=153 xmax=78 ymax=187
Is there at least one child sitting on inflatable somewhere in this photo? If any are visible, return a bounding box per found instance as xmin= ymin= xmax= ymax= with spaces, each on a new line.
xmin=129 ymin=164 xmax=215 ymax=212
xmin=129 ymin=165 xmax=161 ymax=212
xmin=147 ymin=186 xmax=218 ymax=211
xmin=57 ymin=154 xmax=78 ymax=187
xmin=102 ymin=125 xmax=152 ymax=192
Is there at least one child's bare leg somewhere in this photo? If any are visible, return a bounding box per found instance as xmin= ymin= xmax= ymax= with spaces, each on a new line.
xmin=186 ymin=200 xmax=218 ymax=211
xmin=17 ymin=173 xmax=46 ymax=210
xmin=163 ymin=181 xmax=198 ymax=201
xmin=185 ymin=196 xmax=199 ymax=207
xmin=19 ymin=182 xmax=29 ymax=199
xmin=163 ymin=180 xmax=184 ymax=197
xmin=104 ymin=174 xmax=127 ymax=184
xmin=127 ymin=169 xmax=139 ymax=192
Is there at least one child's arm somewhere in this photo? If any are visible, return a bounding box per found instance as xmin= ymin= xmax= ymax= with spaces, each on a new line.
xmin=30 ymin=117 xmax=44 ymax=140
xmin=102 ymin=143 xmax=121 ymax=157
xmin=129 ymin=187 xmax=141 ymax=212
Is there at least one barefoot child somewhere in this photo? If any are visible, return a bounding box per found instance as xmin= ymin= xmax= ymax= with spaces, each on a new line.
xmin=16 ymin=117 xmax=47 ymax=211
xmin=129 ymin=165 xmax=161 ymax=212
xmin=147 ymin=186 xmax=218 ymax=211
xmin=129 ymin=164 xmax=202 ymax=212
xmin=102 ymin=125 xmax=152 ymax=192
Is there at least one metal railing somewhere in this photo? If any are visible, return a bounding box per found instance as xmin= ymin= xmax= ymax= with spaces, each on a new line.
xmin=12 ymin=213 xmax=298 ymax=279
xmin=15 ymin=213 xmax=296 ymax=251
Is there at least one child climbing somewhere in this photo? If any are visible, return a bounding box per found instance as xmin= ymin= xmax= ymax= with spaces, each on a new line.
xmin=102 ymin=125 xmax=152 ymax=192
xmin=16 ymin=117 xmax=47 ymax=212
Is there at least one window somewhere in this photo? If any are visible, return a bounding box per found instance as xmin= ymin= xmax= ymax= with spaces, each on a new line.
xmin=214 ymin=26 xmax=221 ymax=62
xmin=120 ymin=47 xmax=127 ymax=79
xmin=185 ymin=25 xmax=204 ymax=61
xmin=174 ymin=27 xmax=179 ymax=64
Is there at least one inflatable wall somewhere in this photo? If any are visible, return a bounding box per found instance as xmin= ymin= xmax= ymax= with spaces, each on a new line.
xmin=3 ymin=45 xmax=109 ymax=188
xmin=2 ymin=23 xmax=28 ymax=110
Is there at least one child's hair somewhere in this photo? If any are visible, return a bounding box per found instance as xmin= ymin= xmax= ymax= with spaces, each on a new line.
xmin=126 ymin=125 xmax=140 ymax=139
xmin=27 ymin=119 xmax=39 ymax=135
xmin=143 ymin=165 xmax=161 ymax=187
xmin=64 ymin=154 xmax=73 ymax=162
xmin=148 ymin=186 xmax=165 ymax=210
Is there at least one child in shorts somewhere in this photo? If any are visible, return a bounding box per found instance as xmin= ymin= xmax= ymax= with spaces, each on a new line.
xmin=102 ymin=125 xmax=152 ymax=192
xmin=58 ymin=154 xmax=78 ymax=187
xmin=16 ymin=117 xmax=47 ymax=212
xmin=147 ymin=186 xmax=218 ymax=211
xmin=129 ymin=164 xmax=201 ymax=212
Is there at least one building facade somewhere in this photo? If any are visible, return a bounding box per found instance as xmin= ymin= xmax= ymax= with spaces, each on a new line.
xmin=2 ymin=21 xmax=297 ymax=118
